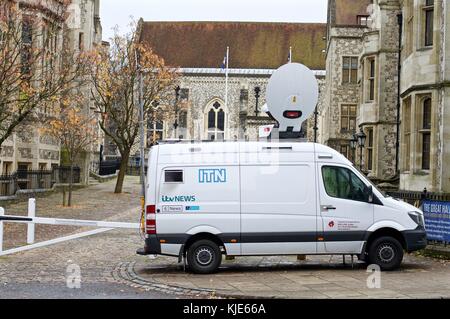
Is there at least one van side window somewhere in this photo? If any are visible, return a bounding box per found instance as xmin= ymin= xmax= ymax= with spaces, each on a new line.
xmin=322 ymin=166 xmax=369 ymax=202
xmin=164 ymin=170 xmax=184 ymax=183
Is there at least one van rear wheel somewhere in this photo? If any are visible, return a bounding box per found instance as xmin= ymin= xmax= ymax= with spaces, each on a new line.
xmin=187 ymin=239 xmax=222 ymax=274
xmin=368 ymin=236 xmax=403 ymax=271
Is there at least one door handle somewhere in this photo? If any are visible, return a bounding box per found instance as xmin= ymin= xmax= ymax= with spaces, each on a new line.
xmin=321 ymin=205 xmax=336 ymax=211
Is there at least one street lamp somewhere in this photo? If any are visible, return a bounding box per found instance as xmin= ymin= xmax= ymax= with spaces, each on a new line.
xmin=173 ymin=86 xmax=180 ymax=138
xmin=349 ymin=135 xmax=357 ymax=151
xmin=150 ymin=100 xmax=159 ymax=146
xmin=254 ymin=86 xmax=261 ymax=116
xmin=349 ymin=134 xmax=357 ymax=164
xmin=355 ymin=128 xmax=367 ymax=171
xmin=313 ymin=106 xmax=319 ymax=143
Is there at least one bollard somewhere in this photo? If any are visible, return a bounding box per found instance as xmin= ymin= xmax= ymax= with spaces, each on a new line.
xmin=27 ymin=198 xmax=36 ymax=245
xmin=0 ymin=207 xmax=4 ymax=252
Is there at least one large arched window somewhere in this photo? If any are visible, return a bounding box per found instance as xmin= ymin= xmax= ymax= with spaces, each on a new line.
xmin=206 ymin=101 xmax=225 ymax=141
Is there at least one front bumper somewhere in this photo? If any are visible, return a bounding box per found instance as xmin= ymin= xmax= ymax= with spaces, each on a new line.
xmin=402 ymin=228 xmax=427 ymax=252
xmin=136 ymin=235 xmax=161 ymax=255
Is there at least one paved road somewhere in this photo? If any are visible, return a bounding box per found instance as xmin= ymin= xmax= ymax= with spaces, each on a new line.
xmin=0 ymin=225 xmax=179 ymax=299
xmin=0 ymin=282 xmax=172 ymax=299
xmin=0 ymin=176 xmax=179 ymax=299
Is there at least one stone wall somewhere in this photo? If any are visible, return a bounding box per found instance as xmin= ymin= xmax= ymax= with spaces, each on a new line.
xmin=360 ymin=0 xmax=400 ymax=181
xmin=322 ymin=1 xmax=403 ymax=183
xmin=320 ymin=26 xmax=366 ymax=150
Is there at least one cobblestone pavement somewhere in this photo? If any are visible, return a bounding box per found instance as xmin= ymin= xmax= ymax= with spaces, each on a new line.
xmin=0 ymin=177 xmax=449 ymax=299
xmin=1 ymin=218 xmax=449 ymax=298
xmin=1 ymin=176 xmax=142 ymax=250
xmin=0 ymin=221 xmax=179 ymax=298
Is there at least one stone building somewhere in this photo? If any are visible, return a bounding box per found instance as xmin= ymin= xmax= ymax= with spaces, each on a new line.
xmin=134 ymin=21 xmax=327 ymax=149
xmin=321 ymin=0 xmax=372 ymax=165
xmin=323 ymin=0 xmax=401 ymax=184
xmin=0 ymin=0 xmax=66 ymax=176
xmin=0 ymin=0 xmax=102 ymax=185
xmin=64 ymin=0 xmax=103 ymax=184
xmin=324 ymin=0 xmax=450 ymax=193
xmin=359 ymin=0 xmax=401 ymax=183
xmin=399 ymin=0 xmax=450 ymax=193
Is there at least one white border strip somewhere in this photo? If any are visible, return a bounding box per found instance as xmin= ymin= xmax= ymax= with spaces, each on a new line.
xmin=179 ymin=67 xmax=326 ymax=77
xmin=0 ymin=228 xmax=113 ymax=257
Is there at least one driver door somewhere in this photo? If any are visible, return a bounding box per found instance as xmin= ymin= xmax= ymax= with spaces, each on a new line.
xmin=318 ymin=165 xmax=374 ymax=254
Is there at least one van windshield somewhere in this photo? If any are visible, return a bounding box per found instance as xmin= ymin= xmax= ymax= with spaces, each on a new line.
xmin=352 ymin=165 xmax=387 ymax=198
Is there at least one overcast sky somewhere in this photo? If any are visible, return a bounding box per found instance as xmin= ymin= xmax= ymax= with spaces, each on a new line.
xmin=100 ymin=0 xmax=328 ymax=41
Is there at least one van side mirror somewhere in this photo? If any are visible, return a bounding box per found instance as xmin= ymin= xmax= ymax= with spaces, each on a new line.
xmin=366 ymin=185 xmax=374 ymax=203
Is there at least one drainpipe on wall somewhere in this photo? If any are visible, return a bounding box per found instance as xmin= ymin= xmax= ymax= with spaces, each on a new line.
xmin=395 ymin=13 xmax=403 ymax=177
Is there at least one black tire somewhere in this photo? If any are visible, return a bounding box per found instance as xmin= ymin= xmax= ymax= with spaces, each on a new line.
xmin=187 ymin=239 xmax=222 ymax=274
xmin=368 ymin=236 xmax=404 ymax=271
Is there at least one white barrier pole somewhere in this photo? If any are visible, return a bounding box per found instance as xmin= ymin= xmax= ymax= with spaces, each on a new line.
xmin=0 ymin=207 xmax=4 ymax=253
xmin=27 ymin=198 xmax=35 ymax=245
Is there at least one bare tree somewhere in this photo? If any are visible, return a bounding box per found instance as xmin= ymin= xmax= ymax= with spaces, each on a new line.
xmin=41 ymin=103 xmax=97 ymax=207
xmin=90 ymin=24 xmax=178 ymax=193
xmin=0 ymin=1 xmax=92 ymax=149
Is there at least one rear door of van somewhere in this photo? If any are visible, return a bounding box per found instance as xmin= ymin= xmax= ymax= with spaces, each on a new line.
xmin=239 ymin=143 xmax=317 ymax=255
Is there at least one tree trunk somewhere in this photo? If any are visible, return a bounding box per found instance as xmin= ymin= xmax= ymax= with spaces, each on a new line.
xmin=68 ymin=163 xmax=74 ymax=207
xmin=114 ymin=151 xmax=130 ymax=194
xmin=62 ymin=186 xmax=66 ymax=207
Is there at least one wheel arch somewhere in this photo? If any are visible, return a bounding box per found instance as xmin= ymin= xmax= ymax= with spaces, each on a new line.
xmin=183 ymin=232 xmax=226 ymax=254
xmin=366 ymin=227 xmax=407 ymax=252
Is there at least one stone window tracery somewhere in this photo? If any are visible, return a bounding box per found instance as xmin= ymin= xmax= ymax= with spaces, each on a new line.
xmin=206 ymin=101 xmax=225 ymax=141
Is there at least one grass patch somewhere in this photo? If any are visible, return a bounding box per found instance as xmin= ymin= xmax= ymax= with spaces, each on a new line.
xmin=415 ymin=248 xmax=450 ymax=260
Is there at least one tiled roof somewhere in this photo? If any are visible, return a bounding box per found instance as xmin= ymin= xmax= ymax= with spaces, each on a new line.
xmin=138 ymin=21 xmax=326 ymax=70
xmin=332 ymin=0 xmax=373 ymax=26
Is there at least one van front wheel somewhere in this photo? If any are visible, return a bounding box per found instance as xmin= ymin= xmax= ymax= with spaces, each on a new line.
xmin=187 ymin=240 xmax=222 ymax=274
xmin=368 ymin=236 xmax=403 ymax=271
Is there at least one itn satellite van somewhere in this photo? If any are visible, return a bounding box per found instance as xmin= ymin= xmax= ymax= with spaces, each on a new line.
xmin=137 ymin=63 xmax=427 ymax=274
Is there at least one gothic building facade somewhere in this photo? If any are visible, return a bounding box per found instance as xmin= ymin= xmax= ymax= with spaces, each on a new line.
xmin=323 ymin=0 xmax=450 ymax=193
xmin=134 ymin=21 xmax=327 ymax=151
xmin=399 ymin=0 xmax=450 ymax=193
xmin=0 ymin=0 xmax=102 ymax=185
xmin=320 ymin=0 xmax=372 ymax=165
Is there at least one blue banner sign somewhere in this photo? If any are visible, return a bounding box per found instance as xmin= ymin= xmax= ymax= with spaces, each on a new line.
xmin=422 ymin=200 xmax=450 ymax=242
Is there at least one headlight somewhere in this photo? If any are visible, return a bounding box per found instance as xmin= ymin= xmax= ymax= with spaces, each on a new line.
xmin=408 ymin=212 xmax=425 ymax=227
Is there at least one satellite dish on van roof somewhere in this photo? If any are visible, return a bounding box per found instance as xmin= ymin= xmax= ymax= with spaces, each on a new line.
xmin=266 ymin=63 xmax=319 ymax=133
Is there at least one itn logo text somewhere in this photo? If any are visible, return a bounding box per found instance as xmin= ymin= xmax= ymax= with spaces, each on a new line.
xmin=199 ymin=169 xmax=227 ymax=183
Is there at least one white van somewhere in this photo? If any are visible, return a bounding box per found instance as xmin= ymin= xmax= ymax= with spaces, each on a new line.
xmin=137 ymin=141 xmax=427 ymax=274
